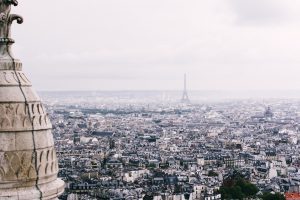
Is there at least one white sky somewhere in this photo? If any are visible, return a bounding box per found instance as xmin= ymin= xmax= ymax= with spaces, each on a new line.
xmin=11 ymin=0 xmax=300 ymax=91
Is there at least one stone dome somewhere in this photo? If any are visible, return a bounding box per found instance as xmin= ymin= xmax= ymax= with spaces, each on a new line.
xmin=0 ymin=1 xmax=64 ymax=199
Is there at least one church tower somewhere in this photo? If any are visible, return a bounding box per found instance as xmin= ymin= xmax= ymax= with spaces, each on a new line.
xmin=0 ymin=1 xmax=64 ymax=199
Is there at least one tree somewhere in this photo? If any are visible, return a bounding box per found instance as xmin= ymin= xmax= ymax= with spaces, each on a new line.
xmin=208 ymin=170 xmax=218 ymax=177
xmin=243 ymin=183 xmax=258 ymax=196
xmin=260 ymin=193 xmax=285 ymax=200
xmin=220 ymin=185 xmax=243 ymax=200
xmin=220 ymin=172 xmax=258 ymax=200
xmin=231 ymin=186 xmax=243 ymax=199
xmin=236 ymin=178 xmax=258 ymax=196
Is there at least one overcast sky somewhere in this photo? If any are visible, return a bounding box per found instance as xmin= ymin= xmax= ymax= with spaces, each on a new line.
xmin=11 ymin=0 xmax=300 ymax=91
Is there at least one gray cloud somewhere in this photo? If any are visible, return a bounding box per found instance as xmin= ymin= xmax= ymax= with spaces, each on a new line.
xmin=229 ymin=0 xmax=300 ymax=26
xmin=229 ymin=0 xmax=287 ymax=25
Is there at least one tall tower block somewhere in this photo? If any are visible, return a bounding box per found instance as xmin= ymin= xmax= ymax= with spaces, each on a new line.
xmin=0 ymin=1 xmax=64 ymax=199
xmin=181 ymin=74 xmax=190 ymax=103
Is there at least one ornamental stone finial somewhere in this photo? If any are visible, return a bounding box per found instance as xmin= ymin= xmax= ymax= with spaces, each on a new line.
xmin=0 ymin=1 xmax=65 ymax=199
xmin=0 ymin=0 xmax=23 ymax=59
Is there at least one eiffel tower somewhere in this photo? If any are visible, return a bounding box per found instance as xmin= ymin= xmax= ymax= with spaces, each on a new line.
xmin=181 ymin=74 xmax=190 ymax=103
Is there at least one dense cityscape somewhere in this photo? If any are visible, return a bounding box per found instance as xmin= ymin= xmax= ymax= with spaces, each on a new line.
xmin=38 ymin=91 xmax=300 ymax=200
xmin=2 ymin=1 xmax=300 ymax=200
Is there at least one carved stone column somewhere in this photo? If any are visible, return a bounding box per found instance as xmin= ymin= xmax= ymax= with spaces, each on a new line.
xmin=0 ymin=1 xmax=65 ymax=199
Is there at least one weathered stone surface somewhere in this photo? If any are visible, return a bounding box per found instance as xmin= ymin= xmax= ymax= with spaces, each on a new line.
xmin=0 ymin=1 xmax=64 ymax=199
xmin=0 ymin=147 xmax=58 ymax=186
xmin=0 ymin=102 xmax=52 ymax=132
xmin=0 ymin=60 xmax=22 ymax=71
xmin=0 ymin=87 xmax=41 ymax=102
xmin=0 ymin=178 xmax=64 ymax=200
xmin=0 ymin=70 xmax=31 ymax=86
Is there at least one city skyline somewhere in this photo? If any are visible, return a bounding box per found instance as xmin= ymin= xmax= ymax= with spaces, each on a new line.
xmin=12 ymin=0 xmax=300 ymax=91
xmin=2 ymin=1 xmax=300 ymax=199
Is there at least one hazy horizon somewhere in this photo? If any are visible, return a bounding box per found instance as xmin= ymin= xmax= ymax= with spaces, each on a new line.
xmin=39 ymin=90 xmax=300 ymax=101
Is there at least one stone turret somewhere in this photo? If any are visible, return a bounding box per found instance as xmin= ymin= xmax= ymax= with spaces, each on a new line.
xmin=0 ymin=1 xmax=64 ymax=199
